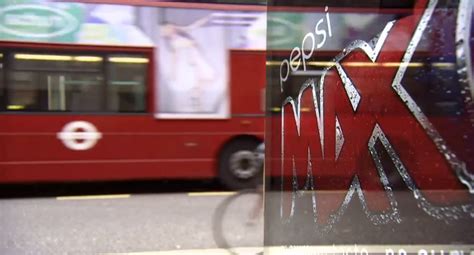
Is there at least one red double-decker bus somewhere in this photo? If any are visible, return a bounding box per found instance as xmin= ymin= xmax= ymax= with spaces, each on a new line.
xmin=0 ymin=0 xmax=267 ymax=189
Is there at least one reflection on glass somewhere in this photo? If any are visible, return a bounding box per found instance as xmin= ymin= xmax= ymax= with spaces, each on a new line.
xmin=265 ymin=0 xmax=474 ymax=253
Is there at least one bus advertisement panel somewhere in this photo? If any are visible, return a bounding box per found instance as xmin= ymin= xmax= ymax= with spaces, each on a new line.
xmin=265 ymin=0 xmax=474 ymax=253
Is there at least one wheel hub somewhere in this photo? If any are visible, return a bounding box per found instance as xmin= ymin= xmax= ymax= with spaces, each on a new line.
xmin=229 ymin=150 xmax=259 ymax=179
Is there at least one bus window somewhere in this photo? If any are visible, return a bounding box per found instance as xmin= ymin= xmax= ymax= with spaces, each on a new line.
xmin=3 ymin=51 xmax=149 ymax=113
xmin=7 ymin=52 xmax=105 ymax=112
xmin=65 ymin=73 xmax=104 ymax=112
xmin=265 ymin=0 xmax=474 ymax=251
xmin=106 ymin=55 xmax=148 ymax=112
xmin=7 ymin=71 xmax=41 ymax=111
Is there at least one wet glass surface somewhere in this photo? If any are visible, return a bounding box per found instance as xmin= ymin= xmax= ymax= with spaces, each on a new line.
xmin=265 ymin=0 xmax=474 ymax=253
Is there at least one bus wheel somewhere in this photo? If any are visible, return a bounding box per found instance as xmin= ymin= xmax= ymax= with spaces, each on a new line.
xmin=219 ymin=138 xmax=261 ymax=190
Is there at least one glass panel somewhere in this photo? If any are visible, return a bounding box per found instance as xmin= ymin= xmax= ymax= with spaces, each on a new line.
xmin=106 ymin=55 xmax=147 ymax=112
xmin=265 ymin=0 xmax=474 ymax=253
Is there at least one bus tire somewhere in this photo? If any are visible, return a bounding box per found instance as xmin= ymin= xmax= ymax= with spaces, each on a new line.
xmin=218 ymin=138 xmax=262 ymax=190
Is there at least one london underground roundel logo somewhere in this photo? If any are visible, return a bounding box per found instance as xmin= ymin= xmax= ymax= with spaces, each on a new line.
xmin=57 ymin=121 xmax=102 ymax=151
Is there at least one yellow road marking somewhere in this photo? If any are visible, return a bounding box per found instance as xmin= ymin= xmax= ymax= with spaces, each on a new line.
xmin=187 ymin=191 xmax=237 ymax=197
xmin=56 ymin=194 xmax=131 ymax=201
xmin=102 ymin=247 xmax=262 ymax=255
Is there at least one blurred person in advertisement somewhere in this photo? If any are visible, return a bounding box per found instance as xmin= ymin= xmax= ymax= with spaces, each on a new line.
xmin=160 ymin=17 xmax=218 ymax=113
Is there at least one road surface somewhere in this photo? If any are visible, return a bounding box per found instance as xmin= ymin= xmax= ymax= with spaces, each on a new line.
xmin=0 ymin=186 xmax=263 ymax=254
